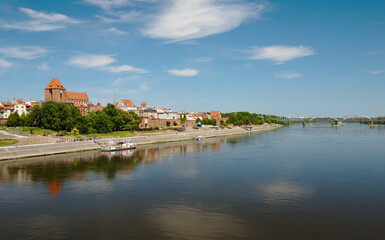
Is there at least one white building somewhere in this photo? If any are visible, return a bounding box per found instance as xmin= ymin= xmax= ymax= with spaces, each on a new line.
xmin=116 ymin=99 xmax=137 ymax=112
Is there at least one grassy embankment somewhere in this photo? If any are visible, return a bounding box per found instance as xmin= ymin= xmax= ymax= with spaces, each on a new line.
xmin=3 ymin=126 xmax=169 ymax=139
xmin=0 ymin=139 xmax=19 ymax=146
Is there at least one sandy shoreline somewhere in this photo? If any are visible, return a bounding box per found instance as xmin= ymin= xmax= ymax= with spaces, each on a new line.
xmin=0 ymin=124 xmax=283 ymax=161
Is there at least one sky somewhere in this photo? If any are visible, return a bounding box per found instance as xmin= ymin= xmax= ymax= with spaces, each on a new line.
xmin=0 ymin=0 xmax=384 ymax=117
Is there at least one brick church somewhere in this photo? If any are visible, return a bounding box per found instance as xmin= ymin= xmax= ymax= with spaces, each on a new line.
xmin=45 ymin=78 xmax=89 ymax=115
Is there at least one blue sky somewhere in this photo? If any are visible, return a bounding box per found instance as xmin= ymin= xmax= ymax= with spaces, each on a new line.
xmin=0 ymin=0 xmax=384 ymax=117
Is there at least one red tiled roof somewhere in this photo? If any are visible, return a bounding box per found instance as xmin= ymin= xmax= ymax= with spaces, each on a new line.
xmin=121 ymin=99 xmax=136 ymax=107
xmin=45 ymin=78 xmax=66 ymax=90
xmin=211 ymin=111 xmax=221 ymax=117
xmin=66 ymin=91 xmax=88 ymax=101
xmin=74 ymin=103 xmax=88 ymax=108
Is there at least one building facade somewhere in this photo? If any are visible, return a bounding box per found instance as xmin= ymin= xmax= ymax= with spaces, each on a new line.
xmin=45 ymin=78 xmax=89 ymax=115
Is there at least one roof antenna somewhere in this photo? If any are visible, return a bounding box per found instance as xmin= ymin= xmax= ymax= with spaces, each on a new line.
xmin=113 ymin=92 xmax=116 ymax=105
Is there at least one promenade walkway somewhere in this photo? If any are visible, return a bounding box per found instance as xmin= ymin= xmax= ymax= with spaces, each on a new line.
xmin=0 ymin=124 xmax=282 ymax=161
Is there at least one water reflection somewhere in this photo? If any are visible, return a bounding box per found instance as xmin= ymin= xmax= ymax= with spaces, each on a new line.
xmin=0 ymin=137 xmax=225 ymax=197
xmin=257 ymin=181 xmax=314 ymax=205
xmin=1 ymin=124 xmax=385 ymax=239
xmin=149 ymin=204 xmax=247 ymax=239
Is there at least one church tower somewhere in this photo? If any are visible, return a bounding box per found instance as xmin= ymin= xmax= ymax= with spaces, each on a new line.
xmin=45 ymin=78 xmax=67 ymax=102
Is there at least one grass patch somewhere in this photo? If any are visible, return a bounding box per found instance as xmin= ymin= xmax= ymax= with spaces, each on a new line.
xmin=10 ymin=127 xmax=58 ymax=136
xmin=0 ymin=139 xmax=19 ymax=146
xmin=80 ymin=130 xmax=136 ymax=138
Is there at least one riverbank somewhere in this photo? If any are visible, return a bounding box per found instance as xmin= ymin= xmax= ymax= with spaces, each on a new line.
xmin=0 ymin=124 xmax=282 ymax=161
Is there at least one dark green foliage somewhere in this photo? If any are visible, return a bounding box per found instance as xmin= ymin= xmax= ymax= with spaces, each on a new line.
xmin=201 ymin=118 xmax=217 ymax=125
xmin=20 ymin=113 xmax=28 ymax=126
xmin=6 ymin=112 xmax=21 ymax=127
xmin=180 ymin=114 xmax=187 ymax=125
xmin=222 ymin=112 xmax=281 ymax=126
xmin=16 ymin=102 xmax=141 ymax=134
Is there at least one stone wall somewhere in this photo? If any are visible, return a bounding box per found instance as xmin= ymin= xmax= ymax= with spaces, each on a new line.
xmin=139 ymin=118 xmax=196 ymax=128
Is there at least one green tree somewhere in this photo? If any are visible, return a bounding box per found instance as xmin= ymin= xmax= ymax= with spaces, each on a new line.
xmin=20 ymin=112 xmax=28 ymax=126
xmin=6 ymin=112 xmax=21 ymax=127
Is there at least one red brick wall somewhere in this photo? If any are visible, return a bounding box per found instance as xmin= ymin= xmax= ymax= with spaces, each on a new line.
xmin=139 ymin=119 xmax=196 ymax=128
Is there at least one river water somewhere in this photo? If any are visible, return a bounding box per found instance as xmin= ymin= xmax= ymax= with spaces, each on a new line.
xmin=1 ymin=123 xmax=385 ymax=239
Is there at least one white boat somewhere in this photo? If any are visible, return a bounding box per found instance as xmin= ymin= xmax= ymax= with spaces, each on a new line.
xmin=101 ymin=141 xmax=136 ymax=152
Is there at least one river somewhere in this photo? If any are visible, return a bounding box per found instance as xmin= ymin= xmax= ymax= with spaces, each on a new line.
xmin=1 ymin=123 xmax=385 ymax=239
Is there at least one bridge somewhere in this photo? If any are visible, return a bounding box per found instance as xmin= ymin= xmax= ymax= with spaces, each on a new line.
xmin=279 ymin=115 xmax=374 ymax=123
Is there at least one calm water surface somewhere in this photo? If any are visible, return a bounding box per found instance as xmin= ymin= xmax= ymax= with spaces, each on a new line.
xmin=1 ymin=123 xmax=385 ymax=239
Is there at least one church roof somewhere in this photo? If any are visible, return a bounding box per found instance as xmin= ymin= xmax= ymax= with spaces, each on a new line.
xmin=45 ymin=78 xmax=65 ymax=90
xmin=66 ymin=91 xmax=88 ymax=101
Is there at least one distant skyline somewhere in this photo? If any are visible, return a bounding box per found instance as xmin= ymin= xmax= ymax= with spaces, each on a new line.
xmin=0 ymin=0 xmax=384 ymax=117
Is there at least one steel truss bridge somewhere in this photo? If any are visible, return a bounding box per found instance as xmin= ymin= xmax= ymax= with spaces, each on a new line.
xmin=279 ymin=115 xmax=375 ymax=123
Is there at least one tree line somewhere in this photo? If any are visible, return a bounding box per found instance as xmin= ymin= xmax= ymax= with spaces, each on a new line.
xmin=221 ymin=112 xmax=287 ymax=126
xmin=5 ymin=102 xmax=142 ymax=134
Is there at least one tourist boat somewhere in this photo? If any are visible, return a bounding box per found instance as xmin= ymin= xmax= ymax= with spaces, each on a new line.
xmin=101 ymin=141 xmax=136 ymax=152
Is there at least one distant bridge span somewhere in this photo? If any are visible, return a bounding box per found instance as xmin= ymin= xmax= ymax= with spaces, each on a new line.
xmin=280 ymin=115 xmax=375 ymax=123
xmin=341 ymin=115 xmax=372 ymax=121
xmin=309 ymin=116 xmax=339 ymax=122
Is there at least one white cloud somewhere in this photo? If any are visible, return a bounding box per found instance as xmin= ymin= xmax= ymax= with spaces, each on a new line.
xmin=372 ymin=70 xmax=383 ymax=74
xmin=105 ymin=64 xmax=147 ymax=73
xmin=83 ymin=0 xmax=131 ymax=9
xmin=106 ymin=82 xmax=150 ymax=94
xmin=37 ymin=62 xmax=49 ymax=70
xmin=167 ymin=68 xmax=198 ymax=77
xmin=106 ymin=27 xmax=128 ymax=35
xmin=247 ymin=45 xmax=315 ymax=63
xmin=1 ymin=8 xmax=78 ymax=32
xmin=275 ymin=72 xmax=302 ymax=79
xmin=0 ymin=59 xmax=13 ymax=68
xmin=364 ymin=51 xmax=380 ymax=55
xmin=191 ymin=57 xmax=213 ymax=63
xmin=141 ymin=0 xmax=267 ymax=42
xmin=0 ymin=59 xmax=12 ymax=75
xmin=67 ymin=54 xmax=116 ymax=68
xmin=19 ymin=7 xmax=78 ymax=23
xmin=96 ymin=10 xmax=142 ymax=23
xmin=112 ymin=75 xmax=141 ymax=86
xmin=67 ymin=54 xmax=147 ymax=74
xmin=0 ymin=46 xmax=48 ymax=59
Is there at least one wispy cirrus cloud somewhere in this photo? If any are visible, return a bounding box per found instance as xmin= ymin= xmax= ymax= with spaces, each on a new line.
xmin=83 ymin=0 xmax=131 ymax=10
xmin=372 ymin=70 xmax=383 ymax=74
xmin=275 ymin=72 xmax=302 ymax=79
xmin=0 ymin=59 xmax=13 ymax=74
xmin=364 ymin=51 xmax=380 ymax=55
xmin=106 ymin=64 xmax=147 ymax=73
xmin=96 ymin=10 xmax=142 ymax=23
xmin=191 ymin=57 xmax=214 ymax=63
xmin=0 ymin=59 xmax=13 ymax=68
xmin=1 ymin=7 xmax=78 ymax=32
xmin=167 ymin=68 xmax=198 ymax=77
xmin=37 ymin=62 xmax=49 ymax=71
xmin=247 ymin=45 xmax=315 ymax=64
xmin=141 ymin=0 xmax=268 ymax=42
xmin=0 ymin=46 xmax=48 ymax=59
xmin=106 ymin=82 xmax=150 ymax=94
xmin=19 ymin=7 xmax=78 ymax=23
xmin=67 ymin=54 xmax=116 ymax=68
xmin=67 ymin=54 xmax=147 ymax=74
xmin=105 ymin=27 xmax=128 ymax=35
xmin=112 ymin=75 xmax=141 ymax=86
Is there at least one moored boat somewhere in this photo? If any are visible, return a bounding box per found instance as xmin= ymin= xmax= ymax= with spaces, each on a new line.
xmin=101 ymin=141 xmax=136 ymax=152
